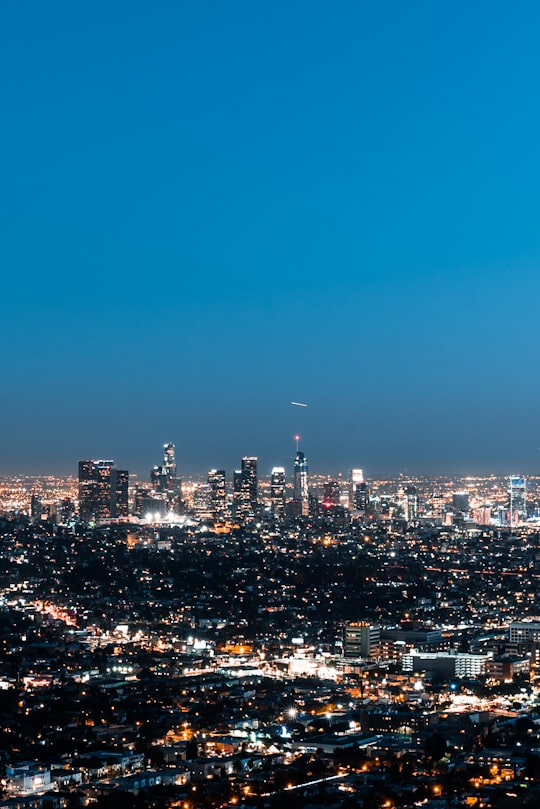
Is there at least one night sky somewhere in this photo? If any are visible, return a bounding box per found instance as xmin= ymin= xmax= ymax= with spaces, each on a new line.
xmin=3 ymin=1 xmax=540 ymax=478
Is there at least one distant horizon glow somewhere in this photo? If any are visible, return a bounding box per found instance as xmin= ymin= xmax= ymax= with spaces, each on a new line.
xmin=2 ymin=461 xmax=540 ymax=482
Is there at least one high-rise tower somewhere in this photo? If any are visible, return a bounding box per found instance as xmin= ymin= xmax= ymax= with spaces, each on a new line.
xmin=350 ymin=469 xmax=368 ymax=513
xmin=111 ymin=469 xmax=129 ymax=518
xmin=163 ymin=443 xmax=176 ymax=478
xmin=242 ymin=456 xmax=258 ymax=515
xmin=349 ymin=469 xmax=369 ymax=514
xmin=151 ymin=442 xmax=180 ymax=500
xmin=323 ymin=480 xmax=340 ymax=507
xmin=509 ymin=476 xmax=527 ymax=525
xmin=78 ymin=460 xmax=115 ymax=522
xmin=208 ymin=469 xmax=227 ymax=519
xmin=270 ymin=467 xmax=286 ymax=519
xmin=293 ymin=445 xmax=309 ymax=517
xmin=233 ymin=457 xmax=258 ymax=520
xmin=401 ymin=485 xmax=419 ymax=522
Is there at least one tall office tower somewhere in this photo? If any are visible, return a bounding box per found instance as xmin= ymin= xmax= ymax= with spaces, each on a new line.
xmin=474 ymin=506 xmax=492 ymax=525
xmin=350 ymin=469 xmax=369 ymax=513
xmin=163 ymin=442 xmax=176 ymax=478
xmin=193 ymin=483 xmax=213 ymax=520
xmin=452 ymin=491 xmax=469 ymax=514
xmin=293 ymin=450 xmax=309 ymax=516
xmin=151 ymin=441 xmax=177 ymax=493
xmin=350 ymin=469 xmax=363 ymax=509
xmin=355 ymin=481 xmax=369 ymax=513
xmin=241 ymin=456 xmax=258 ymax=515
xmin=431 ymin=491 xmax=444 ymax=519
xmin=270 ymin=467 xmax=286 ymax=518
xmin=55 ymin=498 xmax=75 ymax=525
xmin=134 ymin=486 xmax=149 ymax=517
xmin=402 ymin=485 xmax=419 ymax=522
xmin=111 ymin=469 xmax=129 ymax=518
xmin=349 ymin=469 xmax=364 ymax=504
xmin=323 ymin=480 xmax=340 ymax=506
xmin=151 ymin=465 xmax=166 ymax=492
xmin=233 ymin=470 xmax=243 ymax=517
xmin=208 ymin=469 xmax=227 ymax=519
xmin=233 ymin=457 xmax=258 ymax=520
xmin=30 ymin=494 xmax=44 ymax=523
xmin=78 ymin=460 xmax=114 ymax=522
xmin=509 ymin=476 xmax=527 ymax=525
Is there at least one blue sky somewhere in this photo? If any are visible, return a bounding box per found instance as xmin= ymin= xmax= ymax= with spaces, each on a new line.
xmin=2 ymin=1 xmax=540 ymax=477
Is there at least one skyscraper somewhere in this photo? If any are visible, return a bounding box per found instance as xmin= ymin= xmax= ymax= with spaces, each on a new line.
xmin=323 ymin=480 xmax=340 ymax=507
xmin=509 ymin=476 xmax=527 ymax=525
xmin=233 ymin=457 xmax=258 ymax=520
xmin=242 ymin=456 xmax=258 ymax=515
xmin=430 ymin=491 xmax=444 ymax=519
xmin=233 ymin=470 xmax=243 ymax=518
xmin=78 ymin=460 xmax=114 ymax=522
xmin=350 ymin=469 xmax=368 ymax=513
xmin=111 ymin=469 xmax=129 ymax=518
xmin=150 ymin=442 xmax=180 ymax=500
xmin=293 ymin=450 xmax=309 ymax=516
xmin=401 ymin=485 xmax=419 ymax=522
xmin=452 ymin=491 xmax=469 ymax=514
xmin=163 ymin=442 xmax=176 ymax=478
xmin=30 ymin=494 xmax=44 ymax=524
xmin=193 ymin=483 xmax=213 ymax=520
xmin=355 ymin=481 xmax=369 ymax=513
xmin=270 ymin=467 xmax=286 ymax=519
xmin=208 ymin=469 xmax=227 ymax=519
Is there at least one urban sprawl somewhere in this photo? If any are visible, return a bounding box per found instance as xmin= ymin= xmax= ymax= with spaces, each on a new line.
xmin=1 ymin=443 xmax=540 ymax=809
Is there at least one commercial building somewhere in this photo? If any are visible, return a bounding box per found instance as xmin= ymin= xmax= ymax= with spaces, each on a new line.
xmin=78 ymin=460 xmax=116 ymax=522
xmin=508 ymin=621 xmax=540 ymax=644
xmin=344 ymin=622 xmax=380 ymax=661
xmin=111 ymin=469 xmax=129 ymax=518
xmin=322 ymin=480 xmax=340 ymax=507
xmin=270 ymin=467 xmax=286 ymax=518
xmin=151 ymin=442 xmax=179 ymax=495
xmin=402 ymin=650 xmax=489 ymax=679
xmin=293 ymin=450 xmax=309 ymax=516
xmin=509 ymin=476 xmax=527 ymax=524
xmin=208 ymin=470 xmax=227 ymax=519
xmin=350 ymin=469 xmax=369 ymax=513
xmin=233 ymin=457 xmax=258 ymax=520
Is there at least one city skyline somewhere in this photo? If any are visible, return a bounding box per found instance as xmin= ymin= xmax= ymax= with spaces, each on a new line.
xmin=4 ymin=433 xmax=540 ymax=481
xmin=3 ymin=3 xmax=540 ymax=474
xmin=6 ymin=452 xmax=540 ymax=531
